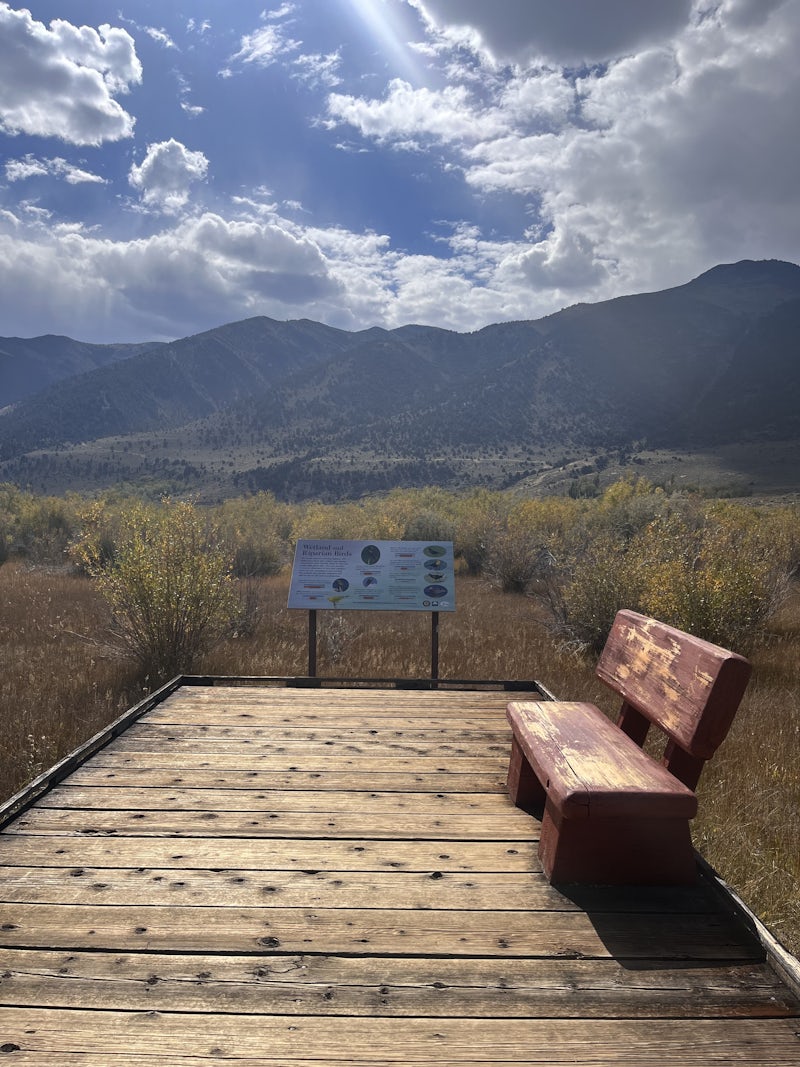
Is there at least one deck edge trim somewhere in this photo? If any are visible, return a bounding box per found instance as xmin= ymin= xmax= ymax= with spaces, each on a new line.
xmin=696 ymin=854 xmax=800 ymax=1002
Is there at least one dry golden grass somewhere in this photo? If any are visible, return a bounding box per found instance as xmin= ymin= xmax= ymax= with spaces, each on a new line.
xmin=0 ymin=561 xmax=145 ymax=798
xmin=693 ymin=587 xmax=800 ymax=955
xmin=1 ymin=561 xmax=797 ymax=957
xmin=200 ymin=572 xmax=600 ymax=690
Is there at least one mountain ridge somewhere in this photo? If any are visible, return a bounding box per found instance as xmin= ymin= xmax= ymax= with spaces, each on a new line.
xmin=2 ymin=258 xmax=800 ymax=500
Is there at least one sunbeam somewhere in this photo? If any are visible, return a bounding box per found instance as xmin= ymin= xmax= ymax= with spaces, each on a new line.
xmin=340 ymin=0 xmax=428 ymax=83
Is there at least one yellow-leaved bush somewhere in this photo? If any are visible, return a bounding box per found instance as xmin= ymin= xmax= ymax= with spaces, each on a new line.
xmin=635 ymin=504 xmax=794 ymax=649
xmin=553 ymin=490 xmax=796 ymax=651
xmin=71 ymin=498 xmax=238 ymax=681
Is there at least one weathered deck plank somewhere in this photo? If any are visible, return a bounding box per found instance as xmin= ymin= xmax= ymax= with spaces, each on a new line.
xmin=7 ymin=807 xmax=530 ymax=838
xmin=61 ymin=767 xmax=509 ymax=791
xmin=0 ymin=901 xmax=756 ymax=956
xmin=107 ymin=736 xmax=510 ymax=757
xmin=2 ymin=1008 xmax=800 ymax=1064
xmin=35 ymin=785 xmax=518 ymax=813
xmin=0 ymin=836 xmax=534 ymax=872
xmin=2 ymin=948 xmax=795 ymax=1018
xmin=0 ymin=682 xmax=797 ymax=1066
xmin=128 ymin=722 xmax=512 ymax=737
xmin=0 ymin=867 xmax=715 ymax=911
xmin=81 ymin=753 xmax=509 ymax=773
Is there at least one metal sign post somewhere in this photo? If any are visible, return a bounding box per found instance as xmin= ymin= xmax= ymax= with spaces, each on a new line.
xmin=308 ymin=609 xmax=317 ymax=678
xmin=431 ymin=611 xmax=439 ymax=686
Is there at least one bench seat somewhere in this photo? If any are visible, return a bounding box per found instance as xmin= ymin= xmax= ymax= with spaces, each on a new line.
xmin=507 ymin=701 xmax=697 ymax=820
xmin=505 ymin=610 xmax=752 ymax=886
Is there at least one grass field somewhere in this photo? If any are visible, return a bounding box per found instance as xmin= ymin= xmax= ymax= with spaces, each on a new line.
xmin=1 ymin=560 xmax=798 ymax=956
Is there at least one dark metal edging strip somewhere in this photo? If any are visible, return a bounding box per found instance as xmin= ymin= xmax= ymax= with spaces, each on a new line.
xmin=178 ymin=675 xmax=551 ymax=693
xmin=695 ymin=853 xmax=800 ymax=1002
xmin=0 ymin=674 xmax=186 ymax=832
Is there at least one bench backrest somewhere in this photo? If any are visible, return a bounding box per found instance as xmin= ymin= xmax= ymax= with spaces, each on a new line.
xmin=596 ymin=610 xmax=752 ymax=789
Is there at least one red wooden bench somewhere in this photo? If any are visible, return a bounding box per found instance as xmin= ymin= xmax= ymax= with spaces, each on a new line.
xmin=506 ymin=609 xmax=752 ymax=885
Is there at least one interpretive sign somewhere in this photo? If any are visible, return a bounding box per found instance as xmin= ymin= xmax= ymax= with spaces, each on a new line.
xmin=288 ymin=539 xmax=456 ymax=612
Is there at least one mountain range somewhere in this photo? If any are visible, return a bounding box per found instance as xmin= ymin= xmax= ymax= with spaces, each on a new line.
xmin=2 ymin=258 xmax=800 ymax=501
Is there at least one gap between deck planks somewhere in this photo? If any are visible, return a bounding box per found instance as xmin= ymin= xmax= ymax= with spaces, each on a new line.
xmin=1 ymin=683 xmax=798 ymax=1066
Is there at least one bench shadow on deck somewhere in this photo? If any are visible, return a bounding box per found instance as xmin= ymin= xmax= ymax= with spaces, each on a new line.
xmin=0 ymin=680 xmax=798 ymax=1065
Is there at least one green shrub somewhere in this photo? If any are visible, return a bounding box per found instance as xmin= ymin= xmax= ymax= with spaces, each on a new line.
xmin=485 ymin=527 xmax=544 ymax=594
xmin=637 ymin=506 xmax=794 ymax=649
xmin=544 ymin=489 xmax=796 ymax=653
xmin=216 ymin=491 xmax=292 ymax=577
xmin=1 ymin=488 xmax=83 ymax=565
xmin=485 ymin=497 xmax=583 ymax=595
xmin=402 ymin=510 xmax=456 ymax=544
xmin=555 ymin=529 xmax=649 ymax=651
xmin=231 ymin=541 xmax=285 ymax=578
xmin=72 ymin=499 xmax=238 ymax=681
xmin=453 ymin=490 xmax=508 ymax=575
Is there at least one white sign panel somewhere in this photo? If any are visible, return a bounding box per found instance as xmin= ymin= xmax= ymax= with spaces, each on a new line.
xmin=288 ymin=539 xmax=456 ymax=612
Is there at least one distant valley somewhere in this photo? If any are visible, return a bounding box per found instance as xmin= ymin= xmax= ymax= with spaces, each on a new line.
xmin=2 ymin=258 xmax=800 ymax=501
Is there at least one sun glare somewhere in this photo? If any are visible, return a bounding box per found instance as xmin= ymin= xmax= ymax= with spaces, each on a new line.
xmin=342 ymin=0 xmax=426 ymax=83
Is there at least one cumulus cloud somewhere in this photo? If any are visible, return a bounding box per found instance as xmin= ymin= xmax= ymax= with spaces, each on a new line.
xmin=0 ymin=200 xmax=339 ymax=332
xmin=477 ymin=1 xmax=799 ymax=289
xmin=0 ymin=198 xmax=559 ymax=342
xmin=5 ymin=153 xmax=106 ymax=185
xmin=326 ymin=79 xmax=509 ymax=147
xmin=266 ymin=3 xmax=297 ymax=19
xmin=226 ymin=7 xmax=341 ymax=84
xmin=0 ymin=207 xmax=346 ymax=341
xmin=0 ymin=0 xmax=797 ymax=346
xmin=129 ymin=140 xmax=209 ymax=213
xmin=324 ymin=0 xmax=800 ymax=300
xmin=4 ymin=156 xmax=49 ymax=182
xmin=410 ymin=0 xmax=693 ymax=66
xmin=0 ymin=2 xmax=141 ymax=144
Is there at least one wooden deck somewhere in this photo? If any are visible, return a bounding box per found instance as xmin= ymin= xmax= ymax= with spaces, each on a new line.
xmin=0 ymin=681 xmax=798 ymax=1064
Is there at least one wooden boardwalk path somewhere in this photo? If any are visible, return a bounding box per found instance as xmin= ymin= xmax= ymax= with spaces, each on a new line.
xmin=0 ymin=682 xmax=798 ymax=1064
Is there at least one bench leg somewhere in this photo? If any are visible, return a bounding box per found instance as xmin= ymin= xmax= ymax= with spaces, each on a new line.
xmin=539 ymin=800 xmax=697 ymax=885
xmin=507 ymin=735 xmax=546 ymax=814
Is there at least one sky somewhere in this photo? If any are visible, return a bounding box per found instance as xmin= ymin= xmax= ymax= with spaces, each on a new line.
xmin=0 ymin=0 xmax=798 ymax=345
